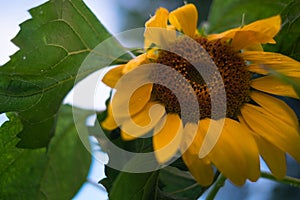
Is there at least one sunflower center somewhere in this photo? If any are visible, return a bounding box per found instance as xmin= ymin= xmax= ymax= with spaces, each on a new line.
xmin=151 ymin=37 xmax=251 ymax=120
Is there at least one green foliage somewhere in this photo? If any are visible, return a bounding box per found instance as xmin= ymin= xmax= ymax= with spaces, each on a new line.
xmin=208 ymin=0 xmax=292 ymax=33
xmin=264 ymin=0 xmax=300 ymax=61
xmin=0 ymin=0 xmax=127 ymax=148
xmin=0 ymin=105 xmax=92 ymax=199
xmin=110 ymin=171 xmax=159 ymax=200
xmin=158 ymin=167 xmax=208 ymax=200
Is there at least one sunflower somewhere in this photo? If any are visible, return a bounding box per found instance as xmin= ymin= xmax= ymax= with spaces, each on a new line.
xmin=101 ymin=4 xmax=300 ymax=186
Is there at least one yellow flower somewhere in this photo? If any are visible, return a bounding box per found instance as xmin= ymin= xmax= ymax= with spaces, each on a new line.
xmin=101 ymin=4 xmax=300 ymax=186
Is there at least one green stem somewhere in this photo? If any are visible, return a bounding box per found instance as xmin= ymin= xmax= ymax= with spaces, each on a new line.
xmin=261 ymin=172 xmax=300 ymax=187
xmin=205 ymin=174 xmax=227 ymax=200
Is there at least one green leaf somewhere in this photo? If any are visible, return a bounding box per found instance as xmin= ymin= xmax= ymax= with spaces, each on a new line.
xmin=264 ymin=0 xmax=300 ymax=61
xmin=208 ymin=0 xmax=292 ymax=33
xmin=0 ymin=105 xmax=92 ymax=199
xmin=109 ymin=171 xmax=159 ymax=200
xmin=0 ymin=0 xmax=129 ymax=148
xmin=100 ymin=165 xmax=120 ymax=194
xmin=158 ymin=167 xmax=207 ymax=200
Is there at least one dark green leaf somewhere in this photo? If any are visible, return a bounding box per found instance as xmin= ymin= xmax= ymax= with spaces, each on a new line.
xmin=264 ymin=0 xmax=300 ymax=61
xmin=158 ymin=167 xmax=207 ymax=200
xmin=0 ymin=0 xmax=129 ymax=148
xmin=100 ymin=165 xmax=120 ymax=193
xmin=208 ymin=0 xmax=292 ymax=33
xmin=0 ymin=105 xmax=92 ymax=199
xmin=109 ymin=171 xmax=159 ymax=200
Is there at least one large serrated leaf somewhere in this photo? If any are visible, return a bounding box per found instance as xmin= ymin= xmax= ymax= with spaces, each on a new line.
xmin=0 ymin=105 xmax=92 ymax=199
xmin=0 ymin=0 xmax=129 ymax=148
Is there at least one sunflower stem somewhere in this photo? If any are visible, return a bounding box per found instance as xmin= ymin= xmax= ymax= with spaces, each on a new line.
xmin=261 ymin=172 xmax=300 ymax=187
xmin=205 ymin=173 xmax=227 ymax=200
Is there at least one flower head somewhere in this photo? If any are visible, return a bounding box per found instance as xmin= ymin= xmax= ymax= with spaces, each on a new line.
xmin=101 ymin=4 xmax=300 ymax=186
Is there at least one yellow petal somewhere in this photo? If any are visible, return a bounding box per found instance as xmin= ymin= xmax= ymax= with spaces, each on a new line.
xmin=239 ymin=116 xmax=286 ymax=179
xmin=146 ymin=48 xmax=159 ymax=60
xmin=244 ymin=43 xmax=263 ymax=51
xmin=198 ymin=119 xmax=247 ymax=185
xmin=145 ymin=7 xmax=169 ymax=28
xmin=241 ymin=103 xmax=300 ymax=162
xmin=144 ymin=27 xmax=177 ymax=48
xmin=208 ymin=15 xmax=281 ymax=49
xmin=182 ymin=151 xmax=214 ymax=186
xmin=242 ymin=51 xmax=300 ymax=77
xmin=112 ymin=83 xmax=153 ymax=119
xmin=101 ymin=103 xmax=118 ymax=131
xmin=169 ymin=4 xmax=198 ymax=37
xmin=200 ymin=118 xmax=259 ymax=185
xmin=248 ymin=64 xmax=269 ymax=74
xmin=207 ymin=27 xmax=240 ymax=41
xmin=153 ymin=114 xmax=183 ymax=163
xmin=231 ymin=30 xmax=276 ymax=50
xmin=121 ymin=102 xmax=165 ymax=140
xmin=181 ymin=123 xmax=214 ymax=186
xmin=250 ymin=91 xmax=299 ymax=127
xmin=102 ymin=65 xmax=124 ymax=88
xmin=242 ymin=15 xmax=281 ymax=40
xmin=144 ymin=7 xmax=176 ymax=48
xmin=122 ymin=54 xmax=148 ymax=74
xmin=254 ymin=135 xmax=287 ymax=179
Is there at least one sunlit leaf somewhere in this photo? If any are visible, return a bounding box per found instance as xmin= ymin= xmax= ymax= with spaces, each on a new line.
xmin=0 ymin=0 xmax=129 ymax=148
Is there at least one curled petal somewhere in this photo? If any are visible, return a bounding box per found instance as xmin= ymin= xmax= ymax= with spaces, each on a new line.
xmin=102 ymin=65 xmax=124 ymax=88
xmin=169 ymin=4 xmax=198 ymax=37
xmin=112 ymin=83 xmax=153 ymax=118
xmin=122 ymin=54 xmax=148 ymax=74
xmin=101 ymin=103 xmax=118 ymax=131
xmin=145 ymin=7 xmax=169 ymax=28
xmin=144 ymin=8 xmax=177 ymax=48
xmin=121 ymin=102 xmax=165 ymax=140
